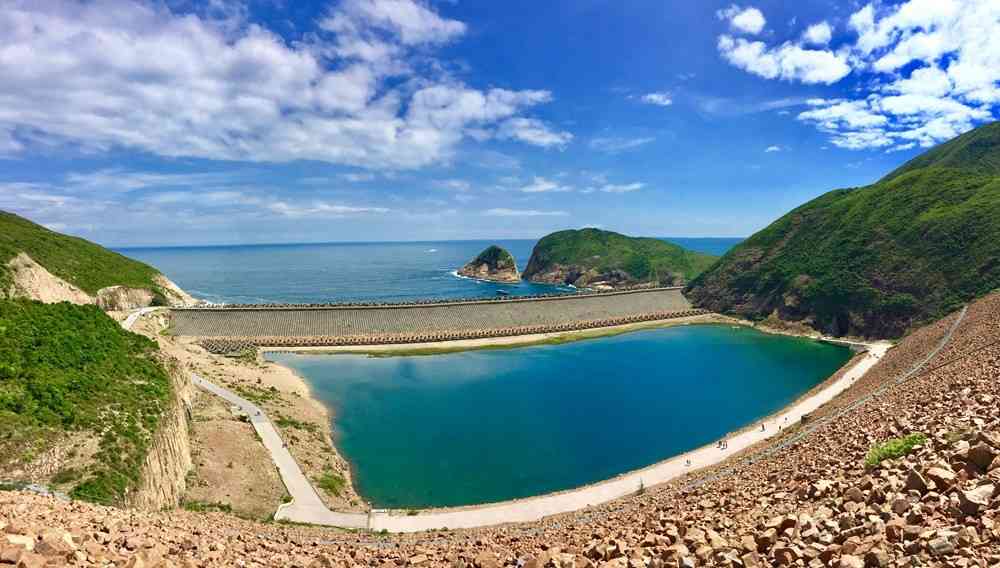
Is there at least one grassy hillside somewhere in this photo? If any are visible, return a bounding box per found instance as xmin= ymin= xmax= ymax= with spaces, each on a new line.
xmin=0 ymin=299 xmax=172 ymax=504
xmin=524 ymin=228 xmax=717 ymax=287
xmin=686 ymin=121 xmax=1000 ymax=338
xmin=0 ymin=210 xmax=162 ymax=296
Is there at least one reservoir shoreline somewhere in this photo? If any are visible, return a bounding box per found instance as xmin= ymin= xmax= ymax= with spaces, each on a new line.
xmin=261 ymin=315 xmax=882 ymax=520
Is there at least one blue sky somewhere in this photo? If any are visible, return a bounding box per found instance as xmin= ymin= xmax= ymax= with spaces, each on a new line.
xmin=0 ymin=0 xmax=997 ymax=246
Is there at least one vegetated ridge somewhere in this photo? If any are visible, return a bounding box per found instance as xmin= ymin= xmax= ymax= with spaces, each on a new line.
xmin=686 ymin=121 xmax=1000 ymax=338
xmin=0 ymin=210 xmax=191 ymax=307
xmin=456 ymin=245 xmax=521 ymax=283
xmin=523 ymin=228 xmax=717 ymax=289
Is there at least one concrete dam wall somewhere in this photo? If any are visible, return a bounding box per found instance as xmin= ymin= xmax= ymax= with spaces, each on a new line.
xmin=170 ymin=288 xmax=693 ymax=339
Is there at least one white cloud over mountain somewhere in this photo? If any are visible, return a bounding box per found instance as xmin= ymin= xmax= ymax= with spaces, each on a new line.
xmin=0 ymin=0 xmax=568 ymax=168
xmin=717 ymin=0 xmax=1000 ymax=151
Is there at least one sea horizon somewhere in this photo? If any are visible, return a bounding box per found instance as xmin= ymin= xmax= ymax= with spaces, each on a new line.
xmin=113 ymin=235 xmax=747 ymax=252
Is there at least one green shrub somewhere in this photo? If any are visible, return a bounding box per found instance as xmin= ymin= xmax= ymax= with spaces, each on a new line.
xmin=316 ymin=471 xmax=346 ymax=497
xmin=0 ymin=299 xmax=172 ymax=505
xmin=865 ymin=433 xmax=927 ymax=467
xmin=182 ymin=500 xmax=233 ymax=513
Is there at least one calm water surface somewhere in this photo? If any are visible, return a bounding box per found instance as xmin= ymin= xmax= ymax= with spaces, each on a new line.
xmin=268 ymin=325 xmax=851 ymax=508
xmin=117 ymin=238 xmax=741 ymax=304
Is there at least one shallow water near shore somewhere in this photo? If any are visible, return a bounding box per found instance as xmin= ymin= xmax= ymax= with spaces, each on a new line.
xmin=268 ymin=325 xmax=852 ymax=509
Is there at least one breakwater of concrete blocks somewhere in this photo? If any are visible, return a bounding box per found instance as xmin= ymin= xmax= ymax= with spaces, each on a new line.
xmin=171 ymin=288 xmax=700 ymax=345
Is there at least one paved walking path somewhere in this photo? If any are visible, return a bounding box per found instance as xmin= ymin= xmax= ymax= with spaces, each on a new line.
xmin=121 ymin=307 xmax=895 ymax=533
xmin=189 ymin=375 xmax=367 ymax=529
xmin=119 ymin=307 xmax=367 ymax=529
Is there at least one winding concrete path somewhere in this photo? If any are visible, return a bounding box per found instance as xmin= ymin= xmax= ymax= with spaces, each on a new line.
xmin=122 ymin=307 xmax=897 ymax=533
xmin=188 ymin=375 xmax=367 ymax=528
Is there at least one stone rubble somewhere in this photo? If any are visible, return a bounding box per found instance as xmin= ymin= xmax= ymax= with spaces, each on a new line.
xmin=2 ymin=292 xmax=999 ymax=567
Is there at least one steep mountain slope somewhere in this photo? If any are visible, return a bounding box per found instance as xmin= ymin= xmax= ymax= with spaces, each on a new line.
xmin=524 ymin=228 xmax=717 ymax=288
xmin=0 ymin=210 xmax=192 ymax=308
xmin=686 ymin=121 xmax=1000 ymax=338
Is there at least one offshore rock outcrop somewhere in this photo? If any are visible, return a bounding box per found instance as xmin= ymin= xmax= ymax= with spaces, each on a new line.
xmin=125 ymin=362 xmax=194 ymax=511
xmin=457 ymin=245 xmax=521 ymax=283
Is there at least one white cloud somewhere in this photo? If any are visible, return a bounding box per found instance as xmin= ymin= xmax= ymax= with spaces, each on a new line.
xmin=802 ymin=21 xmax=833 ymax=46
xmin=599 ymin=182 xmax=644 ymax=194
xmin=588 ymin=136 xmax=655 ymax=153
xmin=717 ymin=35 xmax=851 ymax=84
xmin=64 ymin=169 xmax=235 ymax=192
xmin=0 ymin=0 xmax=563 ymax=169
xmin=436 ymin=179 xmax=471 ymax=191
xmin=267 ymin=201 xmax=389 ymax=218
xmin=717 ymin=5 xmax=767 ymax=35
xmin=640 ymin=93 xmax=673 ymax=107
xmin=764 ymin=145 xmax=782 ymax=152
xmin=484 ymin=208 xmax=569 ymax=217
xmin=497 ymin=118 xmax=573 ymax=149
xmin=520 ymin=177 xmax=572 ymax=193
xmin=319 ymin=0 xmax=466 ymax=48
xmin=338 ymin=173 xmax=378 ymax=183
xmin=722 ymin=0 xmax=1000 ymax=150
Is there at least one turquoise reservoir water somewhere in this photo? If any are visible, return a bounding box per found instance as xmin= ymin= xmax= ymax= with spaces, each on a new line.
xmin=268 ymin=325 xmax=851 ymax=508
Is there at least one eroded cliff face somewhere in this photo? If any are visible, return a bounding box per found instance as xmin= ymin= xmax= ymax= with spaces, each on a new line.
xmin=3 ymin=253 xmax=94 ymax=304
xmin=96 ymin=286 xmax=155 ymax=311
xmin=4 ymin=253 xmax=195 ymax=310
xmin=126 ymin=365 xmax=194 ymax=511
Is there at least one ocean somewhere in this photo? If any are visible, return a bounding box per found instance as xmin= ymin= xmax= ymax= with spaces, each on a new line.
xmin=116 ymin=238 xmax=741 ymax=304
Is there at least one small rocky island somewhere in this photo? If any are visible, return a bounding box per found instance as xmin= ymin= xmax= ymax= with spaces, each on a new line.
xmin=457 ymin=245 xmax=521 ymax=283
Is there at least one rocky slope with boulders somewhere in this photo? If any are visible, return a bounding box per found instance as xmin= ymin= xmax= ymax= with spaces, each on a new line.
xmin=2 ymin=291 xmax=998 ymax=567
xmin=524 ymin=228 xmax=716 ymax=289
xmin=457 ymin=245 xmax=521 ymax=283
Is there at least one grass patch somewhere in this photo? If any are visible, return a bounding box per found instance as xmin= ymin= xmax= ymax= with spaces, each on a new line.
xmin=0 ymin=299 xmax=172 ymax=505
xmin=316 ymin=471 xmax=346 ymax=497
xmin=234 ymin=384 xmax=281 ymax=405
xmin=865 ymin=433 xmax=928 ymax=467
xmin=182 ymin=500 xmax=233 ymax=513
xmin=275 ymin=416 xmax=320 ymax=434
xmin=51 ymin=467 xmax=81 ymax=485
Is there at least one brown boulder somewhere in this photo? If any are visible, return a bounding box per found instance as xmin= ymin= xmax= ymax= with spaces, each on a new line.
xmin=958 ymin=483 xmax=995 ymax=515
xmin=968 ymin=442 xmax=997 ymax=471
xmin=925 ymin=467 xmax=956 ymax=489
xmin=904 ymin=469 xmax=927 ymax=493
